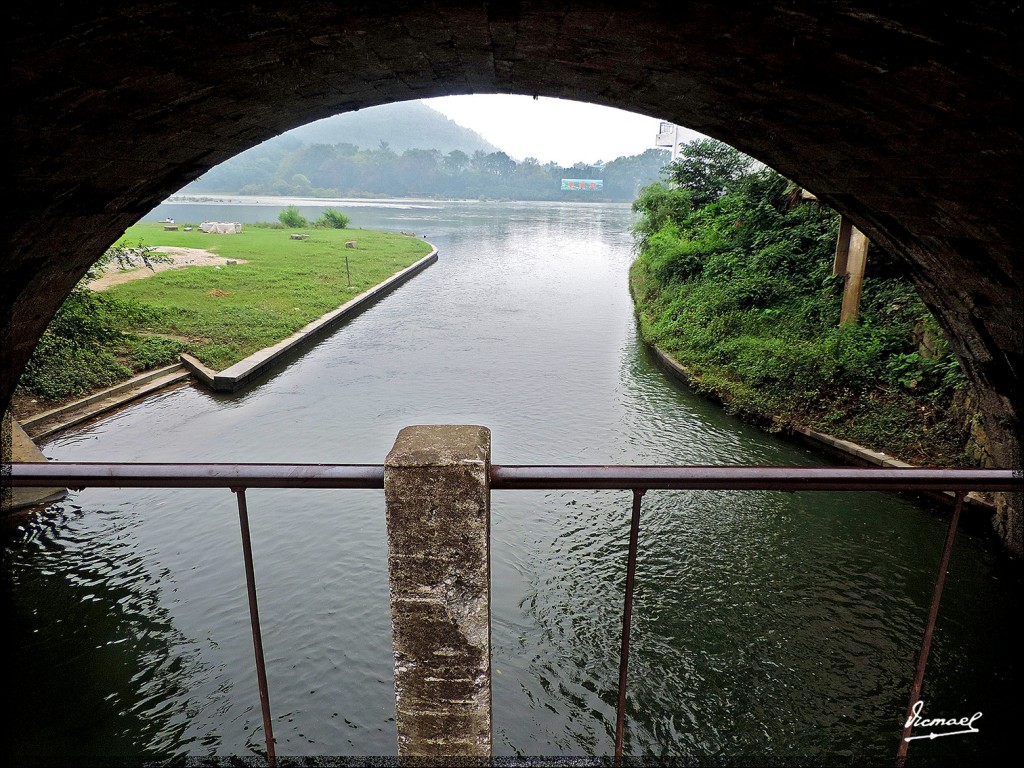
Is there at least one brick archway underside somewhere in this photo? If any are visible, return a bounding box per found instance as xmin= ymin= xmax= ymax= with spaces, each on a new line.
xmin=4 ymin=2 xmax=1022 ymax=550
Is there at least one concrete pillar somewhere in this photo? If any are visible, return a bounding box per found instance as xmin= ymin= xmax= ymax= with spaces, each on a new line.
xmin=384 ymin=425 xmax=492 ymax=764
xmin=834 ymin=216 xmax=870 ymax=324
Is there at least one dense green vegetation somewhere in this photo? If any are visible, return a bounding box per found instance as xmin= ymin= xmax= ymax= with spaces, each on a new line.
xmin=17 ymin=242 xmax=184 ymax=402
xmin=188 ymin=141 xmax=670 ymax=202
xmin=630 ymin=140 xmax=976 ymax=466
xmin=16 ymin=223 xmax=431 ymax=405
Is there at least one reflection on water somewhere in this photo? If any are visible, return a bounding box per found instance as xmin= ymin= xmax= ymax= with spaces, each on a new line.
xmin=4 ymin=198 xmax=1020 ymax=764
xmin=3 ymin=502 xmax=206 ymax=759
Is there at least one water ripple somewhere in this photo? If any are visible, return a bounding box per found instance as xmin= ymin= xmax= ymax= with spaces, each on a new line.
xmin=9 ymin=200 xmax=1019 ymax=763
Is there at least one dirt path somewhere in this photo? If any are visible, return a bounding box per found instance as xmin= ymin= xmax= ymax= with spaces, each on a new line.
xmin=88 ymin=247 xmax=246 ymax=290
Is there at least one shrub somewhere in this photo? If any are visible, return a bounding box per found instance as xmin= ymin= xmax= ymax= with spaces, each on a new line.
xmin=631 ymin=183 xmax=692 ymax=249
xmin=646 ymin=224 xmax=703 ymax=283
xmin=315 ymin=208 xmax=350 ymax=229
xmin=19 ymin=335 xmax=132 ymax=400
xmin=16 ymin=240 xmax=180 ymax=402
xmin=279 ymin=205 xmax=309 ymax=228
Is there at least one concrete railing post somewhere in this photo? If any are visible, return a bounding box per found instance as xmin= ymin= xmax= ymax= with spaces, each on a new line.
xmin=384 ymin=425 xmax=492 ymax=764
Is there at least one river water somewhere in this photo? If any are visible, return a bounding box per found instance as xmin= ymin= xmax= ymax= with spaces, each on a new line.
xmin=4 ymin=197 xmax=1020 ymax=764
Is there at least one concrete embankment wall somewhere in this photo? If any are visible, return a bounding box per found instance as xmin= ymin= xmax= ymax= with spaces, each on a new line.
xmin=1 ymin=412 xmax=67 ymax=513
xmin=646 ymin=343 xmax=995 ymax=512
xmin=181 ymin=247 xmax=437 ymax=392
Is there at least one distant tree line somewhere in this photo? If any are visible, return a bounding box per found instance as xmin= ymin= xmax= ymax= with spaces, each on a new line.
xmin=186 ymin=142 xmax=672 ymax=202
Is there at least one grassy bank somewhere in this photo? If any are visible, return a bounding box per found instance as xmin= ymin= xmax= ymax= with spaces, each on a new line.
xmin=629 ymin=141 xmax=979 ymax=467
xmin=15 ymin=223 xmax=432 ymax=409
xmin=105 ymin=224 xmax=432 ymax=369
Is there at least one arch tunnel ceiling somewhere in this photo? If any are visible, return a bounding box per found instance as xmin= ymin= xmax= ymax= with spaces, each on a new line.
xmin=4 ymin=2 xmax=1022 ymax=461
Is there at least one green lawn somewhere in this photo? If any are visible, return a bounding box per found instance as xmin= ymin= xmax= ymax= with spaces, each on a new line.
xmin=108 ymin=223 xmax=433 ymax=370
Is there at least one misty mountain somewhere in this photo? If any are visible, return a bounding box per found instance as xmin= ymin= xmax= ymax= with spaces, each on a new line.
xmin=281 ymin=102 xmax=500 ymax=154
xmin=184 ymin=101 xmax=499 ymax=194
xmin=182 ymin=100 xmax=671 ymax=200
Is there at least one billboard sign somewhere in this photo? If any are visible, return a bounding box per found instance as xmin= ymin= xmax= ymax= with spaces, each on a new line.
xmin=561 ymin=179 xmax=604 ymax=191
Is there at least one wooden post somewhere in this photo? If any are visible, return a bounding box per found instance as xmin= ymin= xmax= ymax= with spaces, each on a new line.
xmin=835 ymin=217 xmax=869 ymax=324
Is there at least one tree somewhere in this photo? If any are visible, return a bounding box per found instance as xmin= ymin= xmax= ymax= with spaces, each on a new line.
xmin=482 ymin=151 xmax=516 ymax=177
xmin=601 ymin=148 xmax=671 ymax=198
xmin=443 ymin=150 xmax=470 ymax=175
xmin=664 ymin=138 xmax=755 ymax=207
xmin=470 ymin=150 xmax=489 ymax=173
xmin=395 ymin=148 xmax=442 ymax=195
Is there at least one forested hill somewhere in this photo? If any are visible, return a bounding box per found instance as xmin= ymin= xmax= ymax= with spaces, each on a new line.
xmin=280 ymin=102 xmax=500 ymax=154
xmin=183 ymin=102 xmax=671 ymax=201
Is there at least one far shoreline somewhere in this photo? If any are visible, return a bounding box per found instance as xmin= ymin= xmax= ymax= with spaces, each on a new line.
xmin=156 ymin=192 xmax=636 ymax=211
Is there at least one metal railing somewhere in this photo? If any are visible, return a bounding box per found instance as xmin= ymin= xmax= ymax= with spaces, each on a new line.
xmin=5 ymin=462 xmax=1021 ymax=766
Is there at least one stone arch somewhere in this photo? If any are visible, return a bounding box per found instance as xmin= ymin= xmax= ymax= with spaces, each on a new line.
xmin=5 ymin=2 xmax=1021 ymax=550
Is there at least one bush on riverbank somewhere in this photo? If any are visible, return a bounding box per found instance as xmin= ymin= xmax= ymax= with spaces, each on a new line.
xmin=315 ymin=208 xmax=350 ymax=229
xmin=16 ymin=242 xmax=186 ymax=402
xmin=277 ymin=206 xmax=350 ymax=229
xmin=279 ymin=205 xmax=309 ymax=228
xmin=630 ymin=140 xmax=977 ymax=466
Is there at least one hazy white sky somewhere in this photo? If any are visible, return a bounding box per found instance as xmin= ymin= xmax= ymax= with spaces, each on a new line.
xmin=421 ymin=95 xmax=706 ymax=166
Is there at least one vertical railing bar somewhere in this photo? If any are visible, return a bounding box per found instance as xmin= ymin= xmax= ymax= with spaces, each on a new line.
xmin=896 ymin=489 xmax=965 ymax=766
xmin=233 ymin=487 xmax=277 ymax=767
xmin=615 ymin=488 xmax=646 ymax=767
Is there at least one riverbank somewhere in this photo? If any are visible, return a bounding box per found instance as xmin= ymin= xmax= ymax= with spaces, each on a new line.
xmin=627 ymin=162 xmax=985 ymax=473
xmin=11 ymin=223 xmax=435 ymax=424
xmin=643 ymin=341 xmax=994 ymax=513
xmin=628 ymin=256 xmax=982 ymax=472
xmin=104 ymin=223 xmax=435 ymax=371
xmin=12 ymin=248 xmax=437 ymax=444
xmin=179 ymin=248 xmax=437 ymax=392
xmin=631 ymin=248 xmax=983 ymax=459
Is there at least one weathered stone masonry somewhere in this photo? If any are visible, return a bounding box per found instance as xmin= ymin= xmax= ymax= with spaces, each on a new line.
xmin=4 ymin=2 xmax=1021 ymax=551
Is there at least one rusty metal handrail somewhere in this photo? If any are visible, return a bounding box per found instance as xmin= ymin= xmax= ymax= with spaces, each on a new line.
xmin=4 ymin=460 xmax=1020 ymax=765
xmin=490 ymin=465 xmax=1020 ymax=491
xmin=2 ymin=462 xmax=385 ymax=488
xmin=232 ymin=488 xmax=277 ymax=767
xmin=5 ymin=462 xmax=1020 ymax=492
xmin=896 ymin=491 xmax=965 ymax=766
